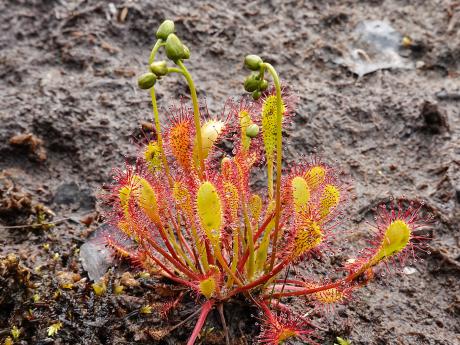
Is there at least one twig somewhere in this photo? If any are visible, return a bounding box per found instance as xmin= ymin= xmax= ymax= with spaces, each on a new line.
xmin=428 ymin=246 xmax=460 ymax=271
xmin=0 ymin=211 xmax=95 ymax=230
xmin=218 ymin=303 xmax=230 ymax=345
xmin=169 ymin=307 xmax=203 ymax=333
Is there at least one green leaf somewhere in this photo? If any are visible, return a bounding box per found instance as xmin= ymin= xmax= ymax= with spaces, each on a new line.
xmin=196 ymin=181 xmax=222 ymax=245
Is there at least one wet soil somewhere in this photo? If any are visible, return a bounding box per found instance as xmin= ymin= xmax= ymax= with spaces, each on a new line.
xmin=1 ymin=0 xmax=459 ymax=344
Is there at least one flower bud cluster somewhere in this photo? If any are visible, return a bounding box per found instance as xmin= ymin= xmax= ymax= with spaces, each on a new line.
xmin=243 ymin=55 xmax=269 ymax=100
xmin=138 ymin=20 xmax=190 ymax=90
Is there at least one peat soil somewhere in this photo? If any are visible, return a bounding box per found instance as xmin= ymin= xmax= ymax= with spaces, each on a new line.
xmin=1 ymin=0 xmax=459 ymax=344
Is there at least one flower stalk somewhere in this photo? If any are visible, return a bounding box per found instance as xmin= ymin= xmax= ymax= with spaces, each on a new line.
xmin=262 ymin=62 xmax=284 ymax=273
xmin=176 ymin=60 xmax=205 ymax=178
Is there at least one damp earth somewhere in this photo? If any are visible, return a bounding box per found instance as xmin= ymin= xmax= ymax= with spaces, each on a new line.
xmin=1 ymin=1 xmax=459 ymax=344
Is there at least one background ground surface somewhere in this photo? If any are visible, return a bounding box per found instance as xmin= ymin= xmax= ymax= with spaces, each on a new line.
xmin=1 ymin=0 xmax=459 ymax=344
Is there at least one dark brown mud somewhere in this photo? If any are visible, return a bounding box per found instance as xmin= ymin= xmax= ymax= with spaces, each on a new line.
xmin=1 ymin=1 xmax=459 ymax=344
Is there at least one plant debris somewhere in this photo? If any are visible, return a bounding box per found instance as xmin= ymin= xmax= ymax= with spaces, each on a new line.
xmin=9 ymin=133 xmax=47 ymax=161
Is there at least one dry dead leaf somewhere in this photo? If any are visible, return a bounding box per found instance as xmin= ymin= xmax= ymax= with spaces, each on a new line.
xmin=118 ymin=7 xmax=128 ymax=22
xmin=9 ymin=133 xmax=47 ymax=161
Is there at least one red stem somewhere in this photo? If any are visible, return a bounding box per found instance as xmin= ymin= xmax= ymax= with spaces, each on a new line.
xmin=131 ymin=207 xmax=190 ymax=277
xmin=254 ymin=212 xmax=276 ymax=242
xmin=143 ymin=235 xmax=199 ymax=280
xmin=264 ymin=269 xmax=364 ymax=299
xmin=205 ymin=240 xmax=215 ymax=265
xmin=187 ymin=300 xmax=215 ymax=345
xmin=272 ymin=284 xmax=306 ymax=291
xmin=226 ymin=258 xmax=290 ymax=300
xmin=178 ymin=214 xmax=202 ymax=271
xmin=168 ymin=209 xmax=196 ymax=264
xmin=143 ymin=249 xmax=197 ymax=289
xmin=274 ymin=279 xmax=307 ymax=286
xmin=266 ymin=281 xmax=342 ymax=299
xmin=156 ymin=222 xmax=184 ymax=264
xmin=236 ymin=213 xmax=275 ymax=273
xmin=269 ymin=208 xmax=282 ymax=271
xmin=258 ymin=299 xmax=272 ymax=318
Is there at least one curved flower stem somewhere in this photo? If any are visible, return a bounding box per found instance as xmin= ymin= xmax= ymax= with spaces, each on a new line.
xmin=150 ymin=87 xmax=173 ymax=187
xmin=262 ymin=62 xmax=283 ymax=273
xmin=187 ymin=300 xmax=215 ymax=345
xmin=176 ymin=60 xmax=205 ymax=179
xmin=148 ymin=39 xmax=173 ymax=188
xmin=226 ymin=227 xmax=239 ymax=288
xmin=166 ymin=67 xmax=183 ymax=74
xmin=148 ymin=40 xmax=164 ymax=65
xmin=242 ymin=202 xmax=255 ymax=280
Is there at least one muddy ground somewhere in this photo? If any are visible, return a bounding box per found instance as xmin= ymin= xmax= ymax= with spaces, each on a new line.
xmin=1 ymin=0 xmax=459 ymax=344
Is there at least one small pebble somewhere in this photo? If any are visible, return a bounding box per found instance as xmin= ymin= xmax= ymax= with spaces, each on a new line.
xmin=403 ymin=266 xmax=417 ymax=275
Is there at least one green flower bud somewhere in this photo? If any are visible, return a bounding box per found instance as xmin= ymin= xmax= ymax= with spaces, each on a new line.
xmin=259 ymin=79 xmax=268 ymax=91
xmin=244 ymin=55 xmax=263 ymax=71
xmin=252 ymin=90 xmax=261 ymax=100
xmin=150 ymin=61 xmax=168 ymax=76
xmin=138 ymin=73 xmax=157 ymax=89
xmin=165 ymin=34 xmax=185 ymax=61
xmin=156 ymin=20 xmax=175 ymax=40
xmin=246 ymin=124 xmax=260 ymax=138
xmin=244 ymin=74 xmax=260 ymax=92
xmin=181 ymin=44 xmax=190 ymax=59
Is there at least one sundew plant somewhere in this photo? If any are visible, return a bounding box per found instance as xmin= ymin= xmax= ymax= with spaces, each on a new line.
xmin=102 ymin=20 xmax=430 ymax=344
